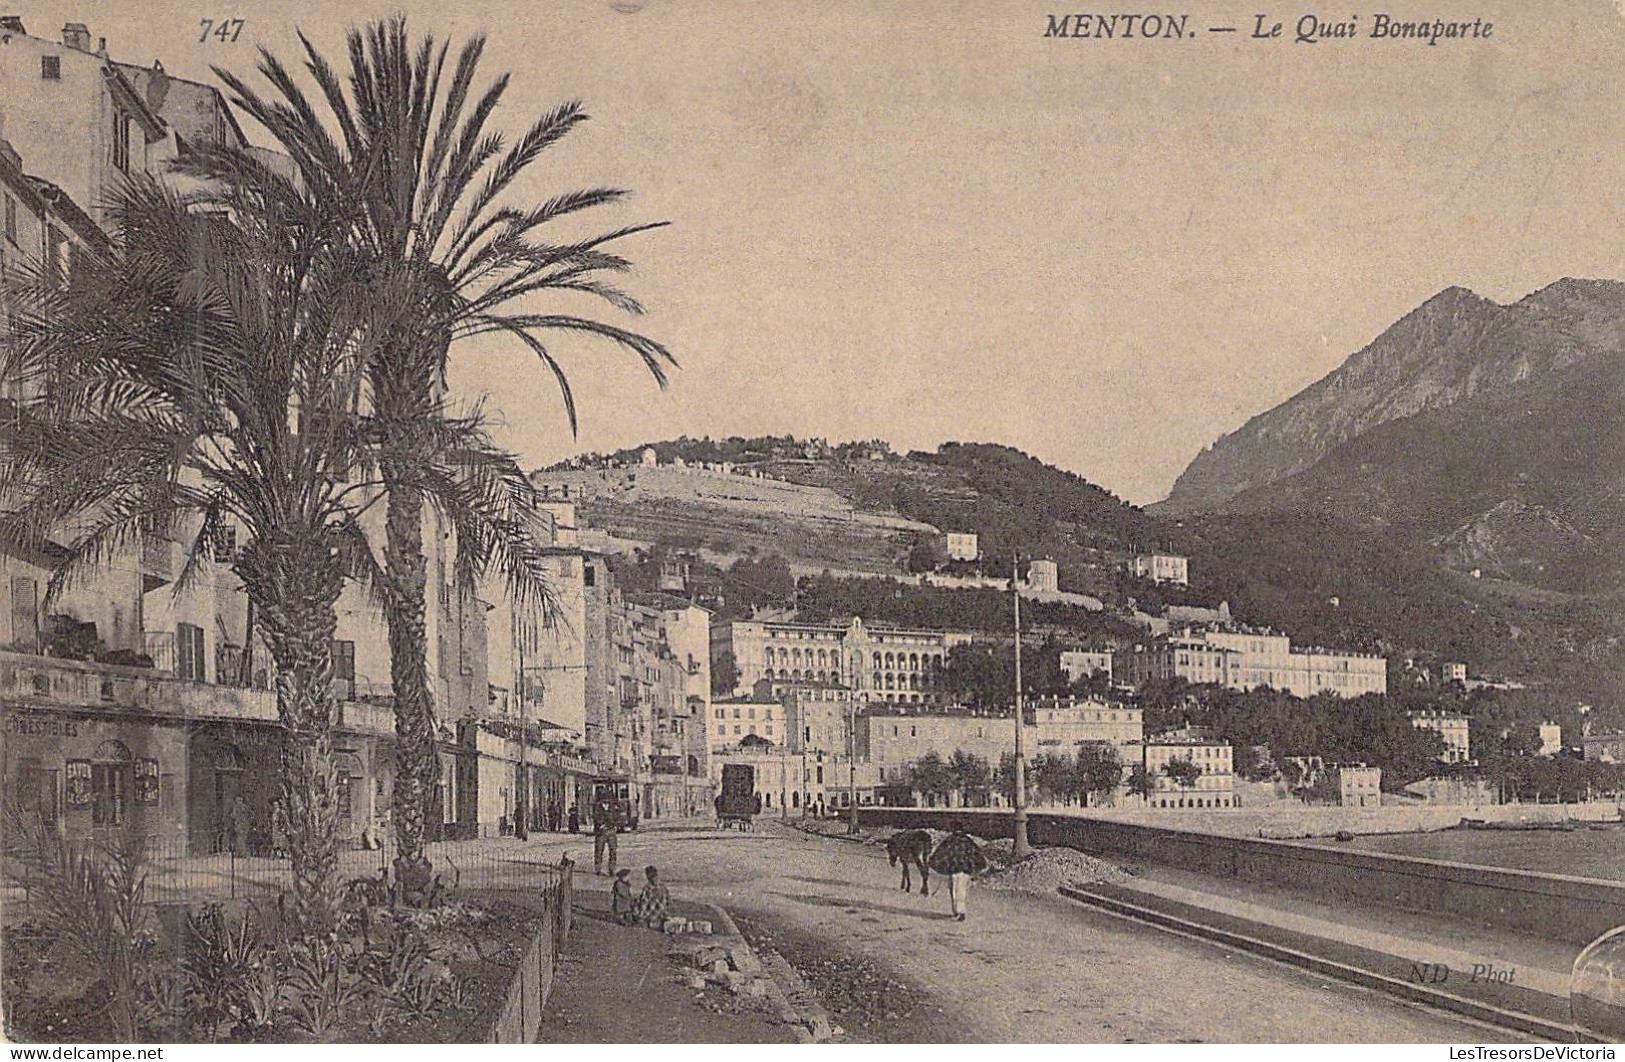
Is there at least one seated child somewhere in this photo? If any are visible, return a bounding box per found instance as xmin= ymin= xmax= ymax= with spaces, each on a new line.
xmin=630 ymin=865 xmax=670 ymax=929
xmin=610 ymin=868 xmax=635 ymax=924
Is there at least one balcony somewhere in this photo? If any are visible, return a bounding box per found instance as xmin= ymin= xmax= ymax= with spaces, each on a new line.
xmin=0 ymin=649 xmax=276 ymax=723
xmin=0 ymin=650 xmax=396 ymax=737
xmin=143 ymin=631 xmax=175 ymax=674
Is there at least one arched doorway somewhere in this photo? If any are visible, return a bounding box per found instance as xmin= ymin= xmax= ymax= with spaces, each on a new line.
xmin=90 ymin=740 xmax=133 ymax=830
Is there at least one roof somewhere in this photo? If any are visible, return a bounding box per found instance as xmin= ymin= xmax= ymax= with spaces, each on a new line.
xmin=22 ymin=176 xmax=107 ymax=247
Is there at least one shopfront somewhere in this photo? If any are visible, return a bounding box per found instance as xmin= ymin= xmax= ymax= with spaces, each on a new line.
xmin=3 ymin=706 xmax=189 ymax=853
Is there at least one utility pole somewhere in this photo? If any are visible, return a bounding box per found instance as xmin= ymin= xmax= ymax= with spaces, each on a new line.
xmin=847 ymin=690 xmax=860 ymax=835
xmin=514 ymin=606 xmax=528 ymax=841
xmin=1012 ymin=553 xmax=1030 ymax=859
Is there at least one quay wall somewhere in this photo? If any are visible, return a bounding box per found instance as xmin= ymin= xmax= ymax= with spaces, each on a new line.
xmin=858 ymin=807 xmax=1625 ymax=946
xmin=1052 ymin=800 xmax=1621 ymax=840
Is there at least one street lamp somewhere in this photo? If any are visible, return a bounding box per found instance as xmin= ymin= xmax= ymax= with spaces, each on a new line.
xmin=1012 ymin=553 xmax=1031 ymax=859
xmin=847 ymin=690 xmax=859 ymax=835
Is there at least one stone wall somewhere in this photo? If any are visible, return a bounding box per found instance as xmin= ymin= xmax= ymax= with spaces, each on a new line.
xmin=858 ymin=807 xmax=1625 ymax=946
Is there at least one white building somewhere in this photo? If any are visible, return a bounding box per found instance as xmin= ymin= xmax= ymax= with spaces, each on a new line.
xmin=711 ymin=616 xmax=975 ymax=707
xmin=1026 ymin=559 xmax=1059 ymax=593
xmin=1410 ymin=710 xmax=1471 ymax=764
xmin=1331 ymin=763 xmax=1382 ymax=807
xmin=859 ymin=697 xmax=1143 ymax=785
xmin=945 ymin=532 xmax=980 ymax=562
xmin=1059 ymin=650 xmax=1113 ymax=684
xmin=1117 ymin=627 xmax=1386 ymax=698
xmin=1141 ymin=730 xmax=1235 ymax=808
xmin=1131 ymin=553 xmax=1189 ymax=586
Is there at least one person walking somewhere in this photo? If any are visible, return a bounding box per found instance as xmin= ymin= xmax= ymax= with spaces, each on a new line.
xmin=928 ymin=829 xmax=989 ymax=921
xmin=592 ymin=796 xmax=621 ymax=876
xmin=567 ymin=802 xmax=580 ymax=834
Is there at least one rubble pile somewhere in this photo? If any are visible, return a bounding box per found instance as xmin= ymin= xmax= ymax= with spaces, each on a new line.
xmin=979 ymin=843 xmax=1128 ymax=894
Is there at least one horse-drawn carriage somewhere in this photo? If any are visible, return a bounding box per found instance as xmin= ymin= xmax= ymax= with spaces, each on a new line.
xmin=717 ymin=763 xmax=759 ymax=830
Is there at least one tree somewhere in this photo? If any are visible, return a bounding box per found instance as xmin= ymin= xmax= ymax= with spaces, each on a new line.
xmin=908 ymin=751 xmax=955 ymax=807
xmin=206 ymin=18 xmax=674 ymax=895
xmin=1126 ymin=764 xmax=1155 ymax=804
xmin=711 ymin=651 xmax=740 ymax=696
xmin=906 ymin=539 xmax=941 ymax=575
xmin=1075 ymin=742 xmax=1123 ymax=807
xmin=947 ymin=749 xmax=990 ymax=804
xmin=1162 ymin=756 xmax=1203 ymax=791
xmin=1033 ymin=753 xmax=1075 ymax=806
xmin=994 ymin=752 xmax=1020 ymax=806
xmin=2 ymin=177 xmax=369 ymax=932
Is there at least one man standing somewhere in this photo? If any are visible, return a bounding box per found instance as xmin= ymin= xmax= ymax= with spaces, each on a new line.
xmin=593 ymin=795 xmax=621 ymax=876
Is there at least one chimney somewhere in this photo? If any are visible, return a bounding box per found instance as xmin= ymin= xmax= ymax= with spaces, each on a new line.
xmin=0 ymin=16 xmax=24 ymax=34
xmin=61 ymin=22 xmax=90 ymax=51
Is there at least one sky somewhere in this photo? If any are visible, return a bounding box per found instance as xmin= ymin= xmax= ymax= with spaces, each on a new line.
xmin=15 ymin=0 xmax=1625 ymax=504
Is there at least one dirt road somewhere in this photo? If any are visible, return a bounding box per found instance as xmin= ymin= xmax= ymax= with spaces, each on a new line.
xmin=547 ymin=821 xmax=1493 ymax=1043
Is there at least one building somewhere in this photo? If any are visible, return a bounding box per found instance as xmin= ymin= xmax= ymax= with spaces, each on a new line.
xmin=1117 ymin=627 xmax=1386 ymax=698
xmin=1410 ymin=710 xmax=1471 ymax=764
xmin=1584 ymin=732 xmax=1625 ymax=764
xmin=1331 ymin=763 xmax=1382 ymax=807
xmin=711 ymin=616 xmax=975 ymax=707
xmin=708 ymin=743 xmax=880 ymax=815
xmin=1026 ymin=559 xmax=1059 ymax=593
xmin=1441 ymin=662 xmax=1468 ymax=686
xmin=859 ymin=696 xmax=1143 ymax=786
xmin=1059 ymin=650 xmax=1113 ymax=685
xmin=710 ymin=695 xmax=782 ymax=751
xmin=1141 ymin=730 xmax=1235 ymax=808
xmin=1130 ymin=553 xmax=1189 ymax=586
xmin=944 ymin=532 xmax=979 ymax=562
xmin=0 ymin=20 xmax=176 ymax=233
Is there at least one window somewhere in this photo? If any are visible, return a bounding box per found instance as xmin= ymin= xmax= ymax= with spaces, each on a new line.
xmin=583 ymin=565 xmax=595 ymax=587
xmin=41 ymin=55 xmax=60 ymax=80
xmin=331 ymin=640 xmax=355 ymax=700
xmin=176 ymin=622 xmax=206 ymax=681
xmin=10 ymin=575 xmax=38 ymax=650
xmin=112 ymin=113 xmax=132 ymax=173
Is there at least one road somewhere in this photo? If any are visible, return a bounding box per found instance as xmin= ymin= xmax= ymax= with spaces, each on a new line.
xmin=529 ymin=820 xmax=1495 ymax=1043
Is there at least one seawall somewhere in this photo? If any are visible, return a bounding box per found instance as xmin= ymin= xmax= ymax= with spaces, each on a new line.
xmin=858 ymin=807 xmax=1625 ymax=946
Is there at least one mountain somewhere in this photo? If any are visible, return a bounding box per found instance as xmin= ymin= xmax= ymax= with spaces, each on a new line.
xmin=1156 ymin=278 xmax=1625 ymax=516
xmin=1211 ymin=344 xmax=1625 ymax=591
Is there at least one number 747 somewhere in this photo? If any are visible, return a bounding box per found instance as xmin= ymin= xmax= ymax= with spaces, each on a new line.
xmin=198 ymin=18 xmax=246 ymax=43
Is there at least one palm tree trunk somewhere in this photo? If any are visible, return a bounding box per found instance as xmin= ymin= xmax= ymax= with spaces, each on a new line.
xmin=236 ymin=534 xmax=345 ymax=934
xmin=383 ymin=469 xmax=438 ymax=900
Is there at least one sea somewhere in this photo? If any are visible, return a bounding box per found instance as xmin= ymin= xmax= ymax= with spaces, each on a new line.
xmin=1346 ymin=825 xmax=1625 ymax=882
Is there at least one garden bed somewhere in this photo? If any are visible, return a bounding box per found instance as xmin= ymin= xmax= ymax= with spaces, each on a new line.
xmin=3 ymin=889 xmax=554 ymax=1043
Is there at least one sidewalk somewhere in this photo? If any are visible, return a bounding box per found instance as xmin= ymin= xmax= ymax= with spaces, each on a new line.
xmin=1068 ymin=865 xmax=1581 ymax=1036
xmin=538 ymin=890 xmax=794 ymax=1043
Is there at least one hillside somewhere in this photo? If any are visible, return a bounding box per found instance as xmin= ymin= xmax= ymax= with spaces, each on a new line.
xmin=1156 ymin=278 xmax=1625 ymax=516
xmin=1212 ymin=345 xmax=1625 ymax=592
xmin=542 ymin=441 xmax=1167 ymax=597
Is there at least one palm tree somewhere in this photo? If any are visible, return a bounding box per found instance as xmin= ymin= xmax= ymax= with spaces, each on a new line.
xmin=190 ymin=19 xmax=674 ymax=894
xmin=1 ymin=173 xmax=366 ymax=932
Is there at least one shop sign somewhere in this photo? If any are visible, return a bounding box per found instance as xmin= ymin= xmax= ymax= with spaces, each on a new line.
xmin=136 ymin=758 xmax=160 ymax=805
xmin=4 ymin=714 xmax=80 ymax=738
xmin=65 ymin=760 xmax=91 ymax=806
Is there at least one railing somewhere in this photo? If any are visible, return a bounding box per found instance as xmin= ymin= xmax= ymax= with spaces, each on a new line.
xmin=143 ymin=631 xmax=176 ymax=675
xmin=0 ymin=649 xmax=276 ymax=722
xmin=0 ymin=650 xmax=395 ymax=735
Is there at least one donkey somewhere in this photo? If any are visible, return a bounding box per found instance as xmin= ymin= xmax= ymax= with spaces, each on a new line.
xmin=886 ymin=829 xmax=933 ymax=896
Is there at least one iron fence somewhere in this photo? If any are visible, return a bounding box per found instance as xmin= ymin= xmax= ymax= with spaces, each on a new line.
xmin=2 ymin=831 xmax=578 ymax=917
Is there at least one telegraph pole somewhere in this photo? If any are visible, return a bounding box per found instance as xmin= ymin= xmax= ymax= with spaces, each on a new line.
xmin=847 ymin=691 xmax=859 ymax=834
xmin=1012 ymin=553 xmax=1030 ymax=859
xmin=514 ymin=606 xmax=528 ymax=841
